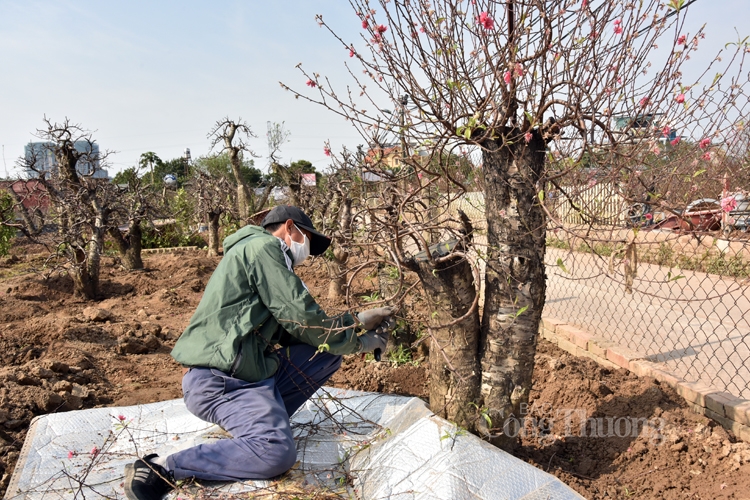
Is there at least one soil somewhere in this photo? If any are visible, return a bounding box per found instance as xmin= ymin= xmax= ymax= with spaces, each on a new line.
xmin=0 ymin=244 xmax=749 ymax=499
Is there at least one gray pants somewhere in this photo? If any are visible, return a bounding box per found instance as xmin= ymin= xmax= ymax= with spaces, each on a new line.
xmin=166 ymin=344 xmax=342 ymax=481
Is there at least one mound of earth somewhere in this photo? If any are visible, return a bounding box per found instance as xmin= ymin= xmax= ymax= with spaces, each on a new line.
xmin=0 ymin=248 xmax=748 ymax=499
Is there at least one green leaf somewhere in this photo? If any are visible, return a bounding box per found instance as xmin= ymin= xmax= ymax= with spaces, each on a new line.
xmin=538 ymin=190 xmax=545 ymax=202
xmin=556 ymin=258 xmax=568 ymax=274
xmin=668 ymin=0 xmax=686 ymax=11
xmin=482 ymin=413 xmax=492 ymax=428
xmin=317 ymin=343 xmax=330 ymax=353
xmin=514 ymin=305 xmax=529 ymax=318
xmin=712 ymin=73 xmax=722 ymax=87
xmin=693 ymin=169 xmax=706 ymax=177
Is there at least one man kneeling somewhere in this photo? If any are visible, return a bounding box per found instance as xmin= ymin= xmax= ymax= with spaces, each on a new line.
xmin=123 ymin=206 xmax=394 ymax=500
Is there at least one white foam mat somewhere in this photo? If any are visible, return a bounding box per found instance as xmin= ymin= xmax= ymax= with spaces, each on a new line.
xmin=5 ymin=388 xmax=584 ymax=499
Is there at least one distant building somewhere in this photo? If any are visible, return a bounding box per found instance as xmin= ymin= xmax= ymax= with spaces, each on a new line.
xmin=23 ymin=141 xmax=109 ymax=179
xmin=0 ymin=179 xmax=50 ymax=212
xmin=612 ymin=114 xmax=678 ymax=143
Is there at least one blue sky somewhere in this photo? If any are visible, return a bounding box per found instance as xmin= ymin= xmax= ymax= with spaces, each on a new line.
xmin=0 ymin=0 xmax=747 ymax=178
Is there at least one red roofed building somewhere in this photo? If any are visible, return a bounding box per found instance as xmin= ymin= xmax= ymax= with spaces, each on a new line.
xmin=0 ymin=179 xmax=51 ymax=212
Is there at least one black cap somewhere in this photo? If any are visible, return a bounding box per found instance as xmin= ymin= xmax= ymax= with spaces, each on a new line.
xmin=261 ymin=205 xmax=332 ymax=256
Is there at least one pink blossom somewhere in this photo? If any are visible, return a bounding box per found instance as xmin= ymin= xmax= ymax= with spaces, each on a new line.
xmin=614 ymin=19 xmax=622 ymax=26
xmin=639 ymin=97 xmax=650 ymax=108
xmin=68 ymin=451 xmax=75 ymax=459
xmin=376 ymin=24 xmax=388 ymax=34
xmin=306 ymin=79 xmax=316 ymax=88
xmin=702 ymin=151 xmax=712 ymax=161
xmin=362 ymin=20 xmax=368 ymax=29
xmin=524 ymin=132 xmax=533 ymax=143
xmin=721 ymin=196 xmax=738 ymax=212
xmin=662 ymin=126 xmax=671 ymax=137
xmin=503 ymin=71 xmax=512 ymax=84
xmin=588 ymin=178 xmax=597 ymax=187
xmin=118 ymin=415 xmax=126 ymax=421
xmin=514 ymin=63 xmax=524 ymax=77
xmin=614 ymin=25 xmax=623 ymax=35
xmin=349 ymin=48 xmax=355 ymax=57
xmin=676 ymin=93 xmax=685 ymax=104
xmin=91 ymin=446 xmax=99 ymax=457
xmin=323 ymin=146 xmax=331 ymax=157
xmin=678 ymin=34 xmax=687 ymax=45
xmin=645 ymin=213 xmax=653 ymax=220
xmin=477 ymin=12 xmax=494 ymax=30
xmin=699 ymin=138 xmax=710 ymax=149
xmin=419 ymin=26 xmax=425 ymax=33
xmin=670 ymin=137 xmax=681 ymax=146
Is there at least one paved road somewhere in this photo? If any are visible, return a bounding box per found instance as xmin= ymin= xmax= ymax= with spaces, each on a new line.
xmin=544 ymin=247 xmax=750 ymax=398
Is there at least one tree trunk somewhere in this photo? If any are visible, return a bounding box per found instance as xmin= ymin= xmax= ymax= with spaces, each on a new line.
xmin=108 ymin=221 xmax=144 ymax=270
xmin=411 ymin=254 xmax=480 ymax=431
xmin=123 ymin=221 xmax=143 ymax=270
xmin=85 ymin=227 xmax=104 ymax=299
xmin=479 ymin=130 xmax=547 ymax=451
xmin=288 ymin=176 xmax=301 ymax=207
xmin=327 ymin=246 xmax=348 ymax=299
xmin=228 ymin=149 xmax=252 ymax=225
xmin=207 ymin=211 xmax=221 ymax=256
xmin=70 ymin=229 xmax=103 ymax=300
xmin=70 ymin=247 xmax=96 ymax=299
xmin=327 ymin=192 xmax=351 ymax=300
xmin=254 ymin=185 xmax=273 ymax=214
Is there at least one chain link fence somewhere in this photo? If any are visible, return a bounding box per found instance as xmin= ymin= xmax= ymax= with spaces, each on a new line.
xmin=447 ymin=190 xmax=750 ymax=400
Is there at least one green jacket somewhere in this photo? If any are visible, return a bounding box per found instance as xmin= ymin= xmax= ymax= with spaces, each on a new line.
xmin=171 ymin=225 xmax=361 ymax=382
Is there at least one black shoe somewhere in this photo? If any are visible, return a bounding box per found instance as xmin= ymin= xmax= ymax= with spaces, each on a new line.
xmin=123 ymin=454 xmax=175 ymax=500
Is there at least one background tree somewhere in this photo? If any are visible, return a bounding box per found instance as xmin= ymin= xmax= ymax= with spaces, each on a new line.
xmin=283 ymin=0 xmax=749 ymax=449
xmin=208 ymin=118 xmax=259 ymax=224
xmin=197 ymin=152 xmax=263 ymax=189
xmin=106 ymin=166 xmax=164 ymax=270
xmin=139 ymin=151 xmax=164 ymax=185
xmin=192 ymin=167 xmax=235 ymax=256
xmin=12 ymin=118 xmax=117 ymax=298
xmin=112 ymin=167 xmax=139 ymax=186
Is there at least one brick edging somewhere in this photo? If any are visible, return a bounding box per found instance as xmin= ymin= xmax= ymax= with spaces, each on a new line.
xmin=540 ymin=316 xmax=750 ymax=443
xmin=141 ymin=246 xmax=200 ymax=254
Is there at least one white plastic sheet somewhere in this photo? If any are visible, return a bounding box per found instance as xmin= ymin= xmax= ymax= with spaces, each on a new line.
xmin=5 ymin=388 xmax=584 ymax=499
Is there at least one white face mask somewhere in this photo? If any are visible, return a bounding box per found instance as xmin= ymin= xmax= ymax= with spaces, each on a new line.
xmin=289 ymin=224 xmax=311 ymax=266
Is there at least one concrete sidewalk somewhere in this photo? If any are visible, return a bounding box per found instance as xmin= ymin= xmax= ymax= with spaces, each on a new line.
xmin=544 ymin=247 xmax=750 ymax=399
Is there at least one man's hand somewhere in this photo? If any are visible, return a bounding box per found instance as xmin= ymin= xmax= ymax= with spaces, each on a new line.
xmin=358 ymin=329 xmax=389 ymax=354
xmin=357 ymin=306 xmax=396 ymax=331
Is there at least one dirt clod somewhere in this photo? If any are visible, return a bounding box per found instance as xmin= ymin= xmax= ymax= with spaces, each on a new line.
xmin=82 ymin=307 xmax=113 ymax=322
